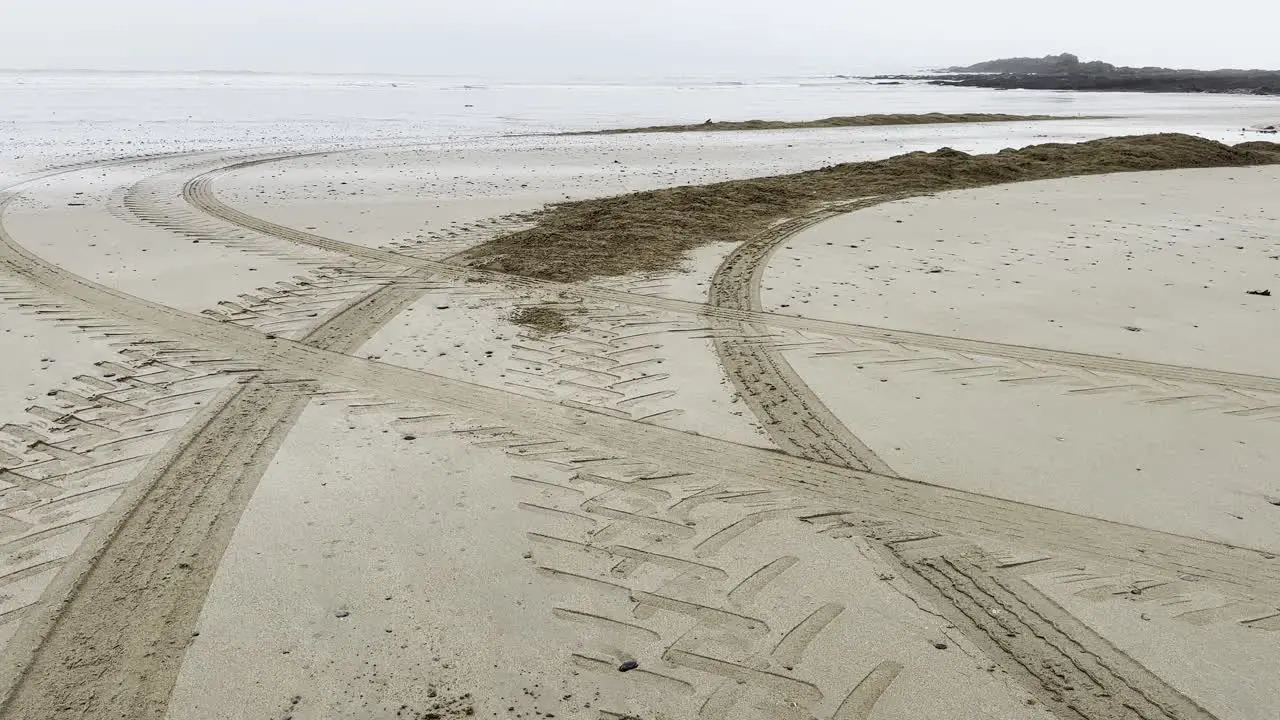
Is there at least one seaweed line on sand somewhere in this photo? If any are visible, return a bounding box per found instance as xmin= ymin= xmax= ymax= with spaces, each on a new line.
xmin=565 ymin=112 xmax=1090 ymax=135
xmin=461 ymin=134 xmax=1280 ymax=283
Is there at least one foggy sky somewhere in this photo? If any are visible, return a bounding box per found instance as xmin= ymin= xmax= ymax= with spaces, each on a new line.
xmin=3 ymin=0 xmax=1277 ymax=77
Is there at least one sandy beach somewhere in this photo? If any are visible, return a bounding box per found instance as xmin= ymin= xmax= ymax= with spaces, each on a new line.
xmin=0 ymin=88 xmax=1278 ymax=720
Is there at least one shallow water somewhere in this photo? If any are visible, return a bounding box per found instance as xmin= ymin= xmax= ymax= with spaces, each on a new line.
xmin=2 ymin=70 xmax=1279 ymax=181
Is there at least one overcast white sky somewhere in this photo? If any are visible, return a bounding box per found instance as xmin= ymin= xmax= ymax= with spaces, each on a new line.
xmin=2 ymin=0 xmax=1276 ymax=77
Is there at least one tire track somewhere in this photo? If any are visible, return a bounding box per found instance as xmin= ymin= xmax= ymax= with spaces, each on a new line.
xmin=0 ymin=280 xmax=427 ymax=720
xmin=511 ymin=463 xmax=1219 ymax=720
xmin=4 ymin=155 xmax=1275 ymax=719
xmin=1 ymin=153 xmax=442 ymax=719
xmin=184 ymin=159 xmax=1280 ymax=396
xmin=798 ymin=337 xmax=1280 ymax=424
xmin=3 ymin=182 xmax=1279 ymax=606
xmin=513 ymin=468 xmax=878 ymax=719
xmin=902 ymin=551 xmax=1215 ymax=720
xmin=708 ymin=199 xmax=901 ymax=474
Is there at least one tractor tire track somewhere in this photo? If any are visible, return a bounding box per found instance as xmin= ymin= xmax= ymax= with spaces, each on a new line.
xmin=184 ymin=158 xmax=1280 ymax=396
xmin=3 ymin=153 xmax=1275 ymax=720
xmin=513 ymin=468 xmax=893 ymax=720
xmin=513 ymin=462 xmax=1217 ymax=720
xmin=4 ymin=177 xmax=1280 ymax=610
xmin=1 ymin=150 xmax=444 ymax=718
xmin=900 ymin=549 xmax=1216 ymax=720
xmin=0 ymin=280 xmax=428 ymax=720
xmin=708 ymin=199 xmax=901 ymax=474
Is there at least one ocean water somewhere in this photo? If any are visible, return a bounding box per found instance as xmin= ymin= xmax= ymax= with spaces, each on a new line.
xmin=2 ymin=70 xmax=1279 ymax=181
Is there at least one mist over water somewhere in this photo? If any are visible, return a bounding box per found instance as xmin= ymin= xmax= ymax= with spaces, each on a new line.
xmin=3 ymin=69 xmax=1278 ymax=180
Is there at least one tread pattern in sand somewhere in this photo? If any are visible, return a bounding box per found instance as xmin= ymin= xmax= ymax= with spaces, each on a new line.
xmin=3 ymin=152 xmax=1278 ymax=720
xmin=1019 ymin=558 xmax=1280 ymax=634
xmin=0 ymin=157 xmax=438 ymax=672
xmin=0 ymin=354 xmax=230 ymax=626
xmin=7 ymin=159 xmax=1280 ymax=608
xmin=512 ymin=465 xmax=900 ymax=719
xmin=0 ymin=379 xmax=310 ymax=720
xmin=0 ymin=277 xmax=428 ymax=717
xmin=309 ymin=403 xmax=1247 ymax=719
xmin=124 ymin=159 xmax=535 ymax=265
xmin=904 ymin=551 xmax=1216 ymax=720
xmin=497 ymin=447 xmax=1214 ymax=720
xmin=504 ymin=307 xmax=698 ymax=425
xmin=7 ymin=197 xmax=1280 ymax=607
xmin=184 ymin=157 xmax=1280 ymax=397
xmin=798 ymin=334 xmax=1280 ymax=422
xmin=707 ymin=201 xmax=901 ymax=475
xmin=0 ymin=276 xmax=425 ymax=655
xmin=0 ymin=153 xmax=560 ymax=715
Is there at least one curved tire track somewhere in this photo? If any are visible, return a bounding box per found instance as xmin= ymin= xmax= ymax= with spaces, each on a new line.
xmin=902 ymin=549 xmax=1216 ymax=720
xmin=0 ymin=279 xmax=427 ymax=720
xmin=185 ymin=158 xmax=1280 ymax=396
xmin=3 ymin=159 xmax=1278 ymax=602
xmin=708 ymin=199 xmax=902 ymax=474
xmin=0 ymin=152 xmax=436 ymax=718
xmin=2 ymin=153 xmax=1277 ymax=720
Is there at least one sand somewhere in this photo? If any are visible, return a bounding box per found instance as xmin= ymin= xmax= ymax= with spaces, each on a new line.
xmin=760 ymin=168 xmax=1280 ymax=375
xmin=750 ymin=167 xmax=1280 ymax=557
xmin=0 ymin=121 xmax=1278 ymax=720
xmin=4 ymin=167 xmax=332 ymax=315
xmin=165 ymin=401 xmax=1053 ymax=720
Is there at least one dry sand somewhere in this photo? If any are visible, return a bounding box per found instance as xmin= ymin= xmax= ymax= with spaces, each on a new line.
xmin=760 ymin=167 xmax=1280 ymax=375
xmin=0 ymin=123 xmax=1278 ymax=720
xmin=761 ymin=168 xmax=1280 ymax=548
xmin=3 ymin=169 xmax=324 ymax=315
xmin=165 ymin=401 xmax=1052 ymax=720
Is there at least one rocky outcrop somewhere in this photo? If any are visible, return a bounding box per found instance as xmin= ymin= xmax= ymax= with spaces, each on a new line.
xmin=867 ymin=54 xmax=1280 ymax=95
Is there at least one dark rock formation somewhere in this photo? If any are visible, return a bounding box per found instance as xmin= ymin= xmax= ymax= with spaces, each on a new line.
xmin=866 ymin=54 xmax=1280 ymax=95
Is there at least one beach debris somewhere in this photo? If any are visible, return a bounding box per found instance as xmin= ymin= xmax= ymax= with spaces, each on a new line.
xmin=1246 ymin=289 xmax=1272 ymax=296
xmin=618 ymin=659 xmax=639 ymax=672
xmin=932 ymin=641 xmax=949 ymax=650
xmin=1124 ymin=326 xmax=1142 ymax=332
xmin=334 ymin=609 xmax=350 ymax=619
